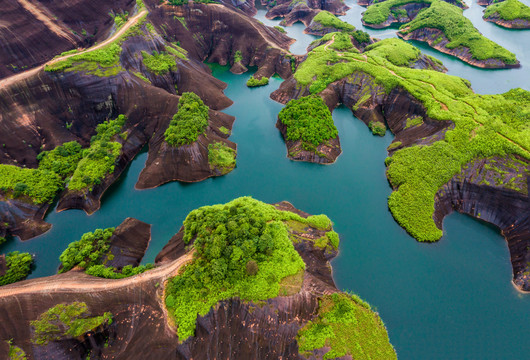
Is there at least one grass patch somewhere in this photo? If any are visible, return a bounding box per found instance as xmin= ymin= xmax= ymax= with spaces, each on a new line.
xmin=165 ymin=92 xmax=209 ymax=146
xmin=297 ymin=292 xmax=396 ymax=359
xmin=278 ymin=95 xmax=338 ymax=152
xmin=6 ymin=340 xmax=26 ymax=360
xmin=219 ymin=126 xmax=230 ymax=135
xmin=31 ymin=302 xmax=112 ymax=345
xmin=404 ymin=116 xmax=424 ymax=128
xmin=312 ymin=10 xmax=356 ymax=32
xmin=369 ymin=121 xmax=387 ymax=136
xmin=278 ymin=269 xmax=304 ymax=296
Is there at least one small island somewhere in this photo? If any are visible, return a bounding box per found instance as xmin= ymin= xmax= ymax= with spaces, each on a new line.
xmin=483 ymin=0 xmax=530 ymax=29
xmin=277 ymin=95 xmax=342 ymax=164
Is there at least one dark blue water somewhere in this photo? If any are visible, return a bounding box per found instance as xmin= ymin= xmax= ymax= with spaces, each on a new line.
xmin=2 ymin=1 xmax=529 ymax=359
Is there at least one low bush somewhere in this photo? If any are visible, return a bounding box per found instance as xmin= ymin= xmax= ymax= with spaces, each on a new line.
xmin=484 ymin=0 xmax=530 ymax=21
xmin=208 ymin=142 xmax=236 ymax=173
xmin=141 ymin=51 xmax=177 ymax=74
xmin=247 ymin=76 xmax=269 ymax=87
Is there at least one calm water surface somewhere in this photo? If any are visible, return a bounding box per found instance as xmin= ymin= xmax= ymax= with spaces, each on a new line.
xmin=2 ymin=1 xmax=529 ymax=359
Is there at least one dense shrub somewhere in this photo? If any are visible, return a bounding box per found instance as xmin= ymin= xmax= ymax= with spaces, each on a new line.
xmin=85 ymin=264 xmax=154 ymax=278
xmin=278 ymin=96 xmax=338 ymax=151
xmin=165 ymin=197 xmax=335 ymax=341
xmin=312 ymin=11 xmax=356 ymax=32
xmin=0 ymin=252 xmax=33 ymax=286
xmin=0 ymin=165 xmax=62 ymax=204
xmin=246 ymin=76 xmax=269 ymax=87
xmin=37 ymin=141 xmax=83 ymax=178
xmin=297 ymin=293 xmax=396 ymax=359
xmin=208 ymin=142 xmax=236 ymax=174
xmin=31 ymin=302 xmax=112 ymax=345
xmin=141 ymin=51 xmax=177 ymax=74
xmin=369 ymin=121 xmax=387 ymax=136
xmin=164 ymin=92 xmax=209 ymax=146
xmin=68 ymin=115 xmax=126 ymax=191
xmin=59 ymin=228 xmax=115 ymax=273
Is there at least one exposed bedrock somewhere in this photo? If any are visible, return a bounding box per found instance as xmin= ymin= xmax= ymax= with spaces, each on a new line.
xmin=147 ymin=2 xmax=295 ymax=79
xmin=0 ymin=202 xmax=347 ymax=359
xmin=483 ymin=15 xmax=530 ymax=29
xmin=0 ymin=0 xmax=136 ymax=79
xmin=434 ymin=160 xmax=530 ymax=292
xmin=398 ymin=28 xmax=521 ymax=69
xmin=0 ymin=27 xmax=235 ymax=230
xmin=106 ymin=217 xmax=152 ymax=268
xmin=265 ymin=0 xmax=349 ymax=26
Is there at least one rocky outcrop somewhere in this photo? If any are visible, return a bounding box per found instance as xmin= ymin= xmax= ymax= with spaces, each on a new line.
xmin=0 ymin=255 xmax=6 ymax=277
xmin=276 ymin=119 xmax=342 ymax=164
xmin=265 ymin=0 xmax=349 ymax=26
xmin=0 ymin=197 xmax=52 ymax=241
xmin=105 ymin=217 xmax=152 ymax=269
xmin=398 ymin=27 xmax=521 ymax=68
xmin=136 ymin=111 xmax=236 ymax=188
xmin=434 ymin=157 xmax=530 ymax=291
xmin=0 ymin=0 xmax=136 ymax=79
xmin=483 ymin=14 xmax=530 ymax=29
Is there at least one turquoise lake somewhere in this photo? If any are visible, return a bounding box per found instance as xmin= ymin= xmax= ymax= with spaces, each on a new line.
xmin=1 ymin=0 xmax=529 ymax=358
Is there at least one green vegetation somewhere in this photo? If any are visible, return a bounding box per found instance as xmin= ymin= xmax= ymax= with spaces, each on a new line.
xmin=400 ymin=1 xmax=517 ymax=64
xmin=37 ymin=141 xmax=83 ymax=178
xmin=219 ymin=126 xmax=230 ymax=135
xmin=369 ymin=121 xmax=387 ymax=136
xmin=246 ymin=76 xmax=269 ymax=87
xmin=111 ymin=11 xmax=129 ymax=30
xmin=166 ymin=44 xmax=188 ymax=60
xmin=208 ymin=142 xmax=236 ymax=174
xmin=0 ymin=252 xmax=33 ymax=286
xmin=45 ymin=43 xmax=124 ymax=77
xmin=363 ymin=0 xmax=433 ymax=24
xmin=59 ymin=227 xmax=115 ymax=273
xmin=278 ymin=95 xmax=338 ymax=152
xmin=165 ymin=197 xmax=334 ymax=341
xmin=387 ymin=141 xmax=402 ymax=150
xmin=141 ymin=51 xmax=177 ymax=74
xmin=364 ymin=38 xmax=421 ymax=66
xmin=164 ymin=92 xmax=209 ymax=146
xmin=59 ymin=227 xmax=154 ymax=278
xmin=7 ymin=340 xmax=26 ymax=360
xmin=297 ymin=293 xmax=396 ymax=359
xmin=404 ymin=116 xmax=424 ymax=129
xmin=484 ymin=0 xmax=530 ymax=21
xmin=274 ymin=25 xmax=286 ymax=33
xmin=312 ymin=10 xmax=356 ymax=32
xmin=234 ymin=50 xmax=243 ymax=63
xmin=291 ymin=36 xmax=530 ymax=241
xmin=69 ymin=115 xmax=126 ymax=191
xmin=0 ymin=165 xmax=62 ymax=204
xmin=31 ymin=302 xmax=112 ymax=345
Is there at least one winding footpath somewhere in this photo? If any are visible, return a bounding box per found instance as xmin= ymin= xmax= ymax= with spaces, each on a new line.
xmin=0 ymin=253 xmax=193 ymax=299
xmin=0 ymin=9 xmax=148 ymax=89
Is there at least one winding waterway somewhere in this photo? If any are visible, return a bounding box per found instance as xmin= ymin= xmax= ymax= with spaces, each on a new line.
xmin=1 ymin=0 xmax=529 ymax=358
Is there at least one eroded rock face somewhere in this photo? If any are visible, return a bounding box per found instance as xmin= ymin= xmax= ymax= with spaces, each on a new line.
xmin=265 ymin=0 xmax=349 ymax=26
xmin=434 ymin=158 xmax=530 ymax=291
xmin=483 ymin=14 xmax=530 ymax=29
xmin=0 ymin=255 xmax=6 ymax=277
xmin=0 ymin=0 xmax=135 ymax=79
xmin=106 ymin=217 xmax=152 ymax=269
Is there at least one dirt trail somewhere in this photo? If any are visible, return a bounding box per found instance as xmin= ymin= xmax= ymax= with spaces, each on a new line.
xmin=0 ymin=9 xmax=148 ymax=89
xmin=0 ymin=252 xmax=193 ymax=299
xmin=16 ymin=0 xmax=77 ymax=43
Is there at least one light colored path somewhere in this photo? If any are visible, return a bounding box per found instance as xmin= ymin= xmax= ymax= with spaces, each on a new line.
xmin=0 ymin=252 xmax=192 ymax=299
xmin=0 ymin=9 xmax=148 ymax=89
